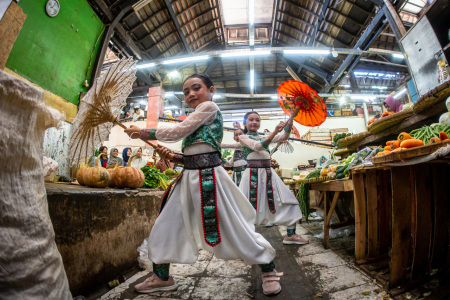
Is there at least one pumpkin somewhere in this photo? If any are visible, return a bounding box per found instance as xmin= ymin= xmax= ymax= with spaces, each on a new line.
xmin=83 ymin=154 xmax=111 ymax=188
xmin=107 ymin=159 xmax=122 ymax=187
xmin=76 ymin=167 xmax=87 ymax=186
xmin=113 ymin=154 xmax=145 ymax=189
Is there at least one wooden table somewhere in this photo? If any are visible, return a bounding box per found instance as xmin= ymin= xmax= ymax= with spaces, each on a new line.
xmin=310 ymin=179 xmax=354 ymax=249
xmin=351 ymin=163 xmax=450 ymax=291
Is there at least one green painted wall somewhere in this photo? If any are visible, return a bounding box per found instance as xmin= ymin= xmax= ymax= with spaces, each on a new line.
xmin=6 ymin=0 xmax=105 ymax=105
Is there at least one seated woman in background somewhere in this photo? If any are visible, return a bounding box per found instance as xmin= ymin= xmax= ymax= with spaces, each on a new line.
xmin=106 ymin=147 xmax=123 ymax=168
xmin=383 ymin=96 xmax=403 ymax=113
xmin=90 ymin=146 xmax=108 ymax=167
xmin=129 ymin=147 xmax=148 ymax=169
xmin=124 ymin=111 xmax=131 ymax=121
xmin=122 ymin=147 xmax=131 ymax=166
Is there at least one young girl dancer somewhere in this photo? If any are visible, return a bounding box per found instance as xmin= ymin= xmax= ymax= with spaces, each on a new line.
xmin=239 ymin=110 xmax=309 ymax=245
xmin=124 ymin=74 xmax=284 ymax=296
xmin=222 ymin=129 xmax=247 ymax=186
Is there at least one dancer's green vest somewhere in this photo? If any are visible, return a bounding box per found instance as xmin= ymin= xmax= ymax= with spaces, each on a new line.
xmin=182 ymin=110 xmax=223 ymax=153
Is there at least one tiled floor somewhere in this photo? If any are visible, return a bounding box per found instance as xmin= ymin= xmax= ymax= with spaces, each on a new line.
xmin=98 ymin=223 xmax=382 ymax=300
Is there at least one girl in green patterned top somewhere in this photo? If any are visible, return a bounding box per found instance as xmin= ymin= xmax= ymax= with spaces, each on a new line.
xmin=124 ymin=74 xmax=282 ymax=296
xmin=222 ymin=128 xmax=247 ymax=186
xmin=238 ymin=110 xmax=309 ymax=246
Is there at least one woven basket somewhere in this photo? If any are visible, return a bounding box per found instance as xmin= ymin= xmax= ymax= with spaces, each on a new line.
xmin=413 ymin=81 xmax=450 ymax=114
xmin=367 ymin=109 xmax=414 ymax=134
xmin=334 ymin=148 xmax=356 ymax=157
xmin=372 ymin=140 xmax=450 ymax=164
xmin=339 ymin=131 xmax=371 ymax=148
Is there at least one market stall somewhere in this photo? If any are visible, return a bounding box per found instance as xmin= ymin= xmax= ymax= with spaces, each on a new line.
xmin=342 ymin=83 xmax=450 ymax=292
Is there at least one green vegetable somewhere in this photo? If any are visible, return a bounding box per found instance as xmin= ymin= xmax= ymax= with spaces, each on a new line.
xmin=333 ymin=133 xmax=353 ymax=148
xmin=296 ymin=170 xmax=321 ymax=222
xmin=410 ymin=125 xmax=450 ymax=144
xmin=165 ymin=168 xmax=174 ymax=176
xmin=221 ymin=149 xmax=232 ymax=158
xmin=336 ymin=166 xmax=345 ymax=174
xmin=335 ymin=173 xmax=345 ymax=179
xmin=141 ymin=165 xmax=171 ymax=190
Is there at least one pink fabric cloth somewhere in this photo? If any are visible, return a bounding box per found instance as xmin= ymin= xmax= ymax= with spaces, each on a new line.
xmin=384 ymin=96 xmax=403 ymax=113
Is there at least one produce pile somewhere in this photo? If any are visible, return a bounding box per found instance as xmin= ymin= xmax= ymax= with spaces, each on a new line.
xmin=367 ymin=111 xmax=394 ymax=125
xmin=141 ymin=165 xmax=171 ymax=189
xmin=296 ymin=169 xmax=320 ymax=222
xmin=377 ymin=125 xmax=450 ymax=156
xmin=294 ymin=147 xmax=381 ymax=221
xmin=320 ymin=147 xmax=380 ymax=179
xmin=333 ymin=133 xmax=352 ymax=148
xmin=409 ymin=125 xmax=450 ymax=145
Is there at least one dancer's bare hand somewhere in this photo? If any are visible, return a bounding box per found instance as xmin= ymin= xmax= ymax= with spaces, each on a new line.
xmin=290 ymin=106 xmax=301 ymax=118
xmin=274 ymin=121 xmax=286 ymax=133
xmin=156 ymin=145 xmax=173 ymax=160
xmin=124 ymin=125 xmax=141 ymax=139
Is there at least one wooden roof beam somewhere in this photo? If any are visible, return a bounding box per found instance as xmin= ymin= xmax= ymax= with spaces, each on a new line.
xmin=271 ymin=0 xmax=280 ymax=46
xmin=185 ymin=20 xmax=218 ymax=40
xmin=277 ymin=20 xmax=314 ymax=40
xmin=163 ymin=0 xmax=192 ymax=53
xmin=327 ymin=7 xmax=364 ymax=27
xmin=144 ymin=31 xmax=179 ymax=51
xmin=180 ymin=8 xmax=214 ymax=28
xmin=278 ymin=9 xmax=315 ymax=29
xmin=128 ymin=7 xmax=168 ymax=32
xmin=157 ymin=41 xmax=184 ymax=58
xmin=137 ymin=19 xmax=173 ymax=43
xmin=193 ymin=35 xmax=219 ymax=52
xmin=176 ymin=0 xmax=209 ymax=16
xmin=323 ymin=20 xmax=358 ymax=39
xmin=342 ymin=0 xmax=373 ymax=14
xmin=309 ymin=0 xmax=331 ymax=46
xmin=204 ymin=57 xmax=220 ymax=75
xmin=275 ymin=31 xmax=308 ymax=46
xmin=284 ymin=0 xmax=320 ymax=18
xmin=189 ymin=27 xmax=218 ymax=46
xmin=317 ymin=30 xmax=351 ymax=47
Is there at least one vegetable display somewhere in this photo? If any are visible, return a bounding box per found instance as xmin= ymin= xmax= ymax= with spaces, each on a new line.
xmin=83 ymin=154 xmax=111 ymax=188
xmin=296 ymin=169 xmax=321 ymax=222
xmin=107 ymin=159 xmax=119 ymax=187
xmin=333 ymin=133 xmax=352 ymax=148
xmin=76 ymin=166 xmax=87 ymax=186
xmin=112 ymin=155 xmax=145 ymax=189
xmin=367 ymin=112 xmax=394 ymax=125
xmin=141 ymin=165 xmax=171 ymax=190
xmin=409 ymin=125 xmax=450 ymax=144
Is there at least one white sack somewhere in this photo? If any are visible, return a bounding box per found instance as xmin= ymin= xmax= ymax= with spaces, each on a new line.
xmin=0 ymin=70 xmax=72 ymax=299
xmin=43 ymin=156 xmax=59 ymax=177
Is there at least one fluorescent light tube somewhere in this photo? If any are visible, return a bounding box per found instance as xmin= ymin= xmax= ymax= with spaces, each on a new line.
xmin=283 ymin=49 xmax=330 ymax=55
xmin=392 ymin=53 xmax=404 ymax=59
xmin=137 ymin=62 xmax=155 ymax=69
xmin=249 ymin=0 xmax=254 ymax=25
xmin=394 ymin=88 xmax=406 ymax=98
xmin=250 ymin=70 xmax=254 ymax=90
xmin=162 ymin=55 xmax=209 ymax=64
xmin=220 ymin=50 xmax=271 ymax=58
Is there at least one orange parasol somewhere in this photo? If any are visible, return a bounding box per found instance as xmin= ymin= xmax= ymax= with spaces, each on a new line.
xmin=277 ymin=80 xmax=327 ymax=127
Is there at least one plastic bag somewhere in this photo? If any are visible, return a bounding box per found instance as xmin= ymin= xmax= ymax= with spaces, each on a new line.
xmin=314 ymin=225 xmax=355 ymax=240
xmin=137 ymin=238 xmax=152 ymax=271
